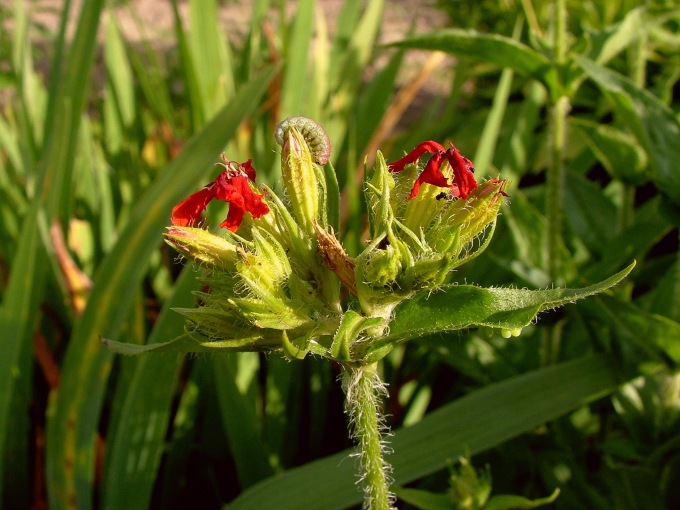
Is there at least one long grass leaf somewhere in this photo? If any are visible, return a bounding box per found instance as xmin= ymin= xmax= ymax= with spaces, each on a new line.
xmin=0 ymin=0 xmax=105 ymax=502
xmin=100 ymin=268 xmax=196 ymax=510
xmin=280 ymin=0 xmax=315 ymax=118
xmin=213 ymin=353 xmax=274 ymax=488
xmin=188 ymin=0 xmax=234 ymax=118
xmin=473 ymin=17 xmax=523 ymax=177
xmin=390 ymin=29 xmax=558 ymax=96
xmin=45 ymin=65 xmax=279 ymax=510
xmin=226 ymin=355 xmax=626 ymax=510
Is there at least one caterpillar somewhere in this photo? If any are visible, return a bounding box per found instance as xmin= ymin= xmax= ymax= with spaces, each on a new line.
xmin=274 ymin=116 xmax=331 ymax=165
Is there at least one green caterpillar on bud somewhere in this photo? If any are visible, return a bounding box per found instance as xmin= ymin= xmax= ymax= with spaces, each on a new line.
xmin=275 ymin=116 xmax=331 ymax=165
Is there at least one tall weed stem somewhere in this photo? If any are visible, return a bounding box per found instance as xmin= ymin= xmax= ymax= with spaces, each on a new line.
xmin=342 ymin=363 xmax=394 ymax=510
xmin=547 ymin=0 xmax=569 ymax=283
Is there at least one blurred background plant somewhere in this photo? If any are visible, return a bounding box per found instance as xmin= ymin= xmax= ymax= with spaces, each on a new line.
xmin=0 ymin=0 xmax=678 ymax=509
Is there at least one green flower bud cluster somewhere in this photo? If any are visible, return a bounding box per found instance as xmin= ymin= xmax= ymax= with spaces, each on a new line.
xmin=165 ymin=121 xmax=345 ymax=359
xmin=356 ymin=153 xmax=507 ymax=324
xmin=164 ymin=118 xmax=507 ymax=363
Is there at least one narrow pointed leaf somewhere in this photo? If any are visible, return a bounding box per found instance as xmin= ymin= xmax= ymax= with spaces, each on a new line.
xmin=101 ymin=268 xmax=196 ymax=510
xmin=226 ymin=355 xmax=626 ymax=510
xmin=389 ymin=29 xmax=558 ymax=94
xmin=102 ymin=334 xmax=266 ymax=354
xmin=364 ymin=263 xmax=635 ymax=361
xmin=46 ymin=65 xmax=279 ymax=510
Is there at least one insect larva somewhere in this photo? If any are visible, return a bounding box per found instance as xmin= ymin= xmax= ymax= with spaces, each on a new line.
xmin=274 ymin=116 xmax=331 ymax=165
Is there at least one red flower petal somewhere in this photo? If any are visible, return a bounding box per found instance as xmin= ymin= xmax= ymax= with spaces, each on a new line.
xmin=445 ymin=148 xmax=477 ymax=199
xmin=241 ymin=159 xmax=257 ymax=181
xmin=408 ymin=152 xmax=450 ymax=199
xmin=171 ymin=185 xmax=217 ymax=227
xmin=214 ymin=174 xmax=270 ymax=231
xmin=170 ymin=159 xmax=269 ymax=232
xmin=387 ymin=140 xmax=446 ymax=173
xmin=388 ymin=140 xmax=479 ymax=200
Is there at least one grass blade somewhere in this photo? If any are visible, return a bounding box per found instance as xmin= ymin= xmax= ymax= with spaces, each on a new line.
xmin=0 ymin=0 xmax=105 ymax=502
xmin=279 ymin=0 xmax=315 ymax=118
xmin=100 ymin=268 xmax=196 ymax=510
xmin=45 ymin=64 xmax=279 ymax=510
xmin=226 ymin=355 xmax=627 ymax=510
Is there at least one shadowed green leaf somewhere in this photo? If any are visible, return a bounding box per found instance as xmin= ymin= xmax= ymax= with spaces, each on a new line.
xmin=100 ymin=268 xmax=196 ymax=510
xmin=575 ymin=55 xmax=680 ymax=204
xmin=0 ymin=0 xmax=105 ymax=502
xmin=226 ymin=355 xmax=627 ymax=510
xmin=213 ymin=354 xmax=275 ymax=488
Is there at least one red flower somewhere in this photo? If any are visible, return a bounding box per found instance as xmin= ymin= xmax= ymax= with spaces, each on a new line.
xmin=388 ymin=141 xmax=477 ymax=199
xmin=171 ymin=156 xmax=269 ymax=232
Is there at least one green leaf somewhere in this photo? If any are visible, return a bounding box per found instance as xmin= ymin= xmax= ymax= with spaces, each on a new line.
xmin=213 ymin=354 xmax=274 ymax=488
xmin=100 ymin=268 xmax=196 ymax=510
xmin=331 ymin=311 xmax=383 ymax=360
xmin=575 ymin=55 xmax=680 ymax=204
xmin=473 ymin=17 xmax=523 ymax=178
xmin=280 ymin=0 xmax=315 ymax=118
xmin=484 ymin=488 xmax=560 ymax=510
xmin=392 ymin=486 xmax=452 ymax=510
xmin=389 ymin=29 xmax=558 ymax=95
xmin=0 ymin=0 xmax=106 ymax=503
xmin=226 ymin=355 xmax=626 ymax=510
xmin=104 ymin=18 xmax=135 ymax=130
xmin=571 ymin=118 xmax=647 ymax=185
xmin=587 ymin=7 xmax=677 ymax=66
xmin=102 ymin=333 xmax=266 ymax=354
xmin=45 ymin=65 xmax=279 ymax=510
xmin=563 ymin=170 xmax=618 ymax=255
xmin=363 ymin=263 xmax=635 ymax=362
xmin=597 ymin=295 xmax=680 ymax=364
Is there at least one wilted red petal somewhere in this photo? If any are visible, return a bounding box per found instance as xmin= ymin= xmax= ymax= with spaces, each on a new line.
xmin=408 ymin=152 xmax=450 ymax=199
xmin=387 ymin=140 xmax=446 ymax=173
xmin=171 ymin=159 xmax=269 ymax=232
xmin=241 ymin=159 xmax=257 ymax=181
xmin=214 ymin=174 xmax=269 ymax=232
xmin=171 ymin=185 xmax=217 ymax=227
xmin=445 ymin=148 xmax=477 ymax=199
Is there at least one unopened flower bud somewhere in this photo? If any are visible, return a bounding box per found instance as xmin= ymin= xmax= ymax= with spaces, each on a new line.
xmin=428 ymin=178 xmax=507 ymax=253
xmin=164 ymin=226 xmax=239 ymax=270
xmin=277 ymin=120 xmax=328 ymax=234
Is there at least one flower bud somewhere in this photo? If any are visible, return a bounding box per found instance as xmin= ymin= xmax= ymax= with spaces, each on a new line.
xmin=449 ymin=457 xmax=492 ymax=509
xmin=428 ymin=178 xmax=507 ymax=254
xmin=278 ymin=125 xmax=324 ymax=234
xmin=164 ymin=226 xmax=239 ymax=270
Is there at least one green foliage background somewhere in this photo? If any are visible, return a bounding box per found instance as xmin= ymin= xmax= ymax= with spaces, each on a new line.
xmin=0 ymin=0 xmax=679 ymax=509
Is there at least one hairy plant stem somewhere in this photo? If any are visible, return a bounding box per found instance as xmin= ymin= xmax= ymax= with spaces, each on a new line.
xmin=342 ymin=363 xmax=393 ymax=510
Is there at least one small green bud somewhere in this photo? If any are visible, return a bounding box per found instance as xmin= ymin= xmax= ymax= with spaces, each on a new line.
xmin=278 ymin=125 xmax=325 ymax=234
xmin=449 ymin=457 xmax=492 ymax=510
xmin=164 ymin=226 xmax=239 ymax=270
xmin=402 ymin=252 xmax=457 ymax=289
xmin=429 ymin=178 xmax=507 ymax=252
